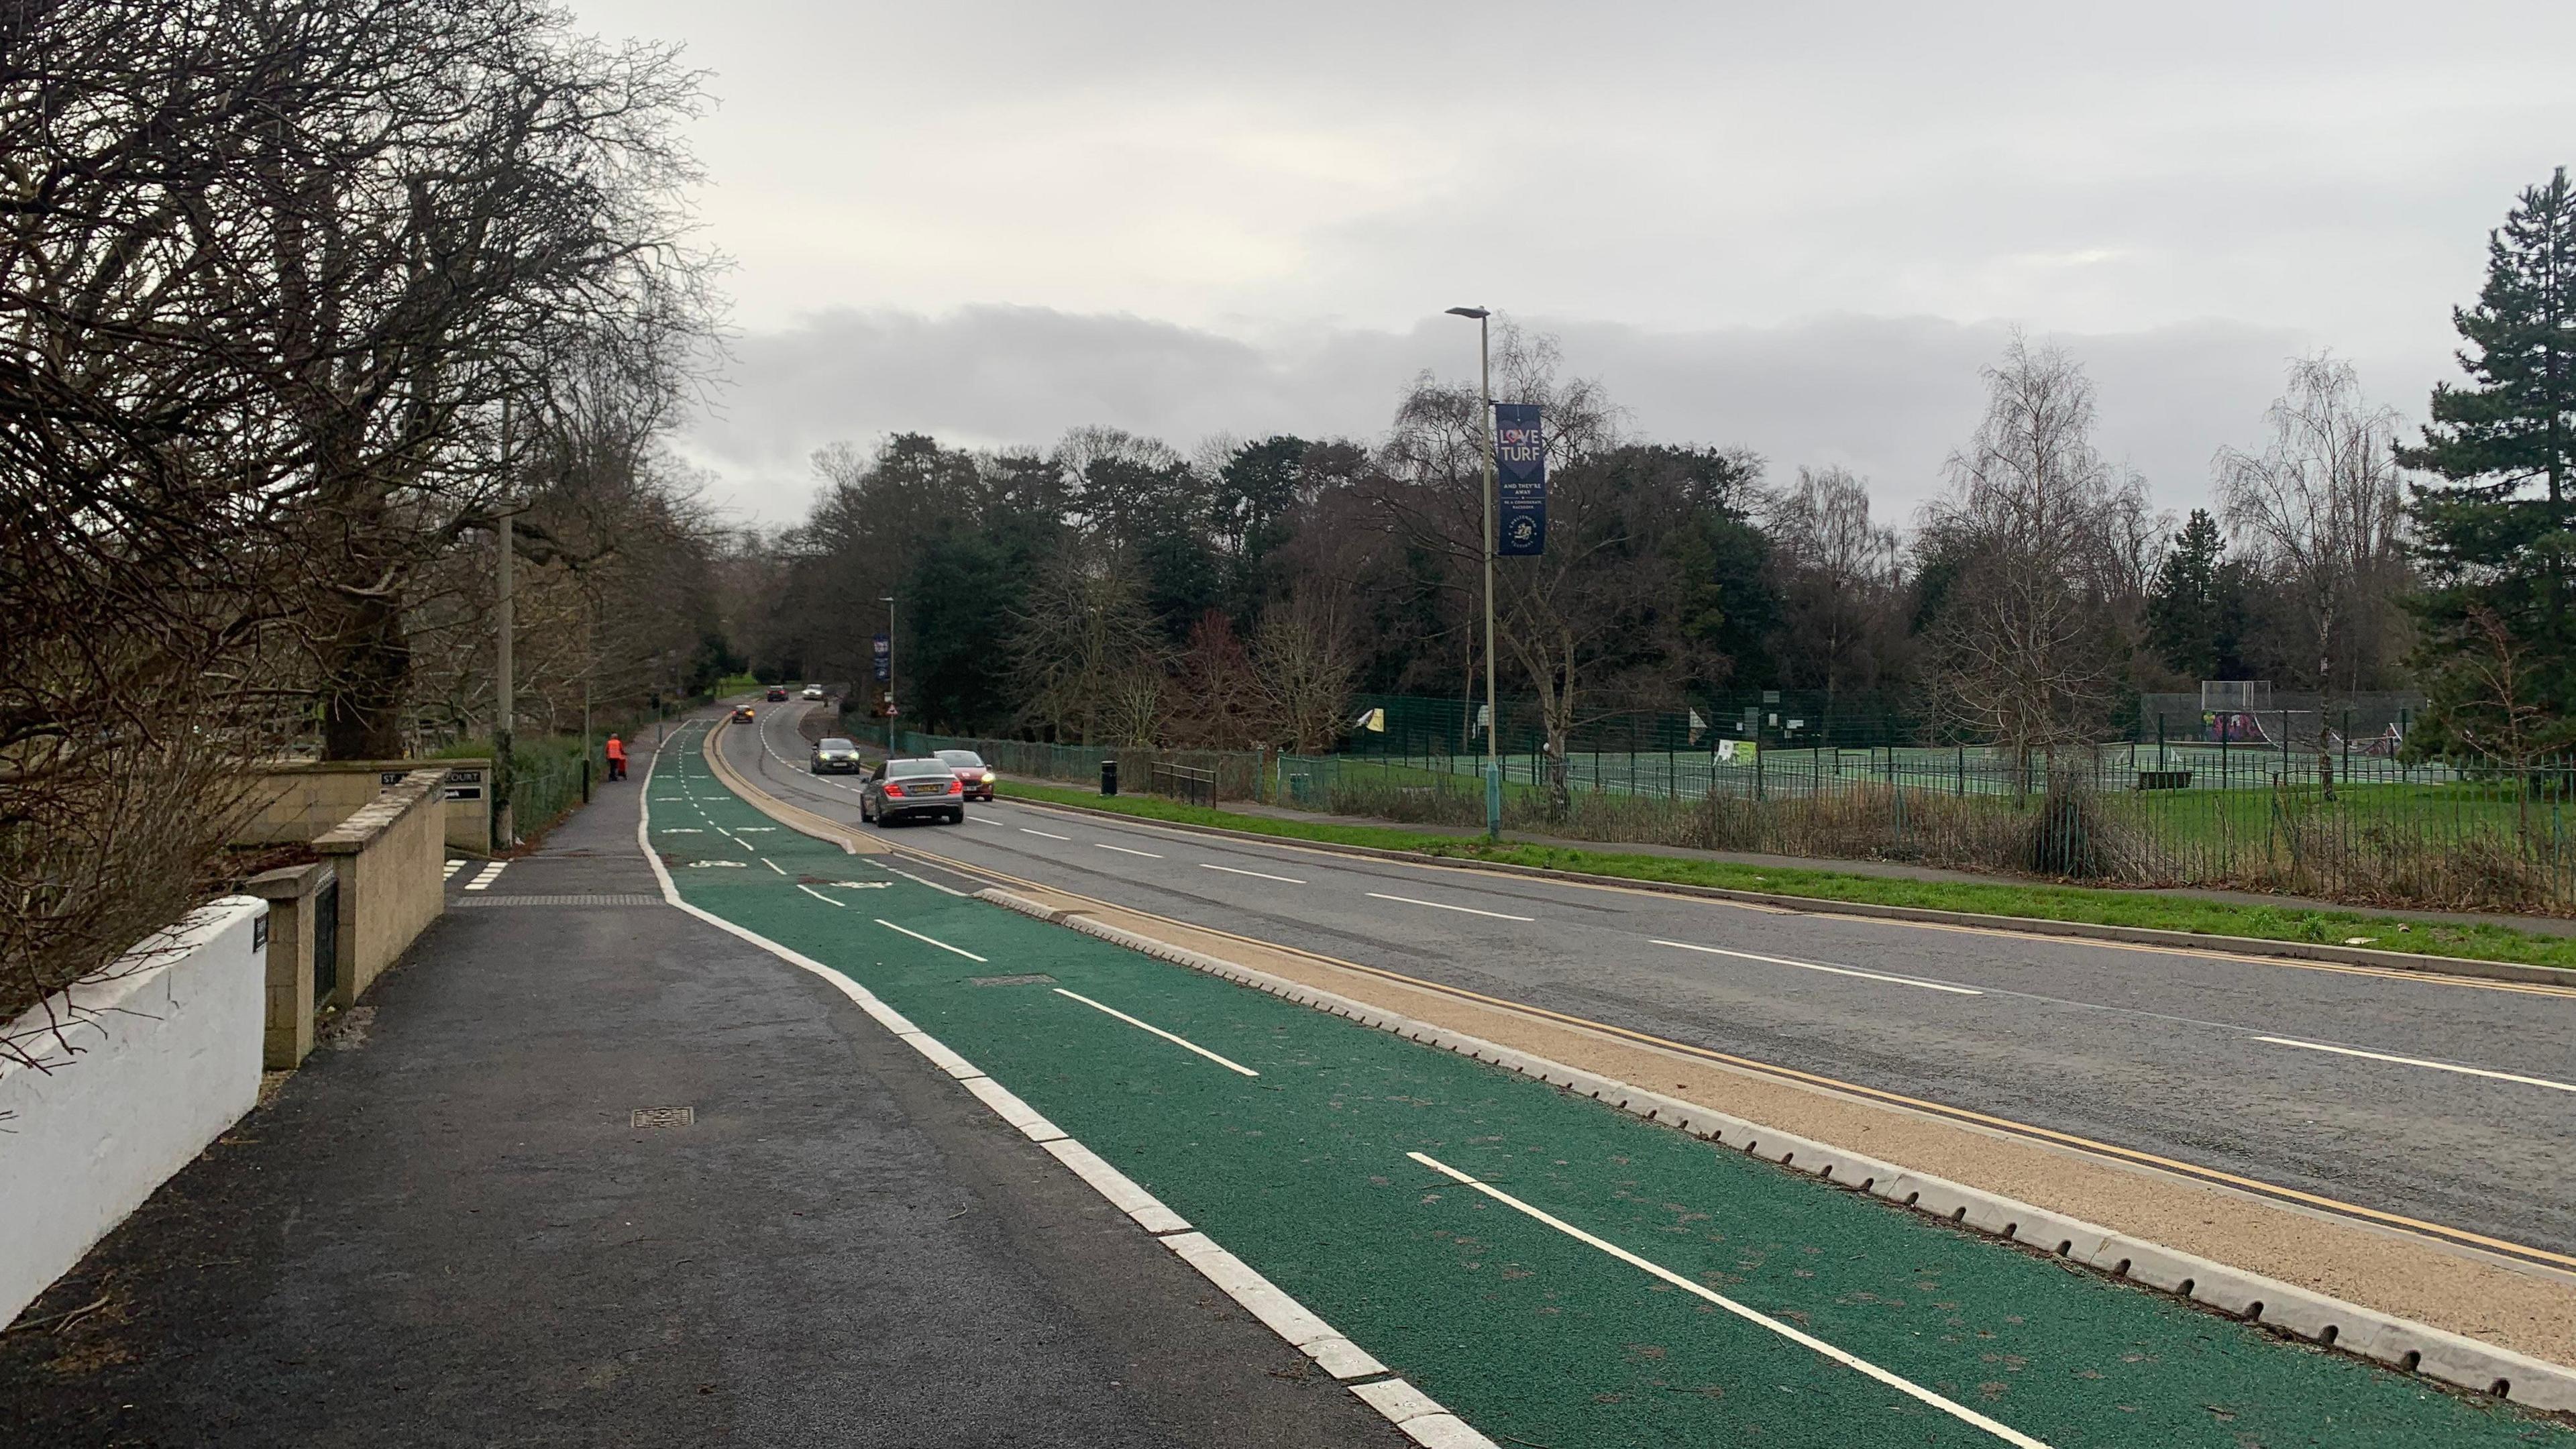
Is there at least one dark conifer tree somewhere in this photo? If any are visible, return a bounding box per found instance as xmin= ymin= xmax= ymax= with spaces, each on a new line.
xmin=2400 ymin=168 xmax=2576 ymax=754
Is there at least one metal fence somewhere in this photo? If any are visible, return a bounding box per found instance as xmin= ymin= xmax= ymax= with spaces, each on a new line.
xmin=901 ymin=727 xmax=2573 ymax=914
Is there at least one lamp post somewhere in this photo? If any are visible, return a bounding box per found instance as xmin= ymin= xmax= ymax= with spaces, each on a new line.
xmin=1444 ymin=305 xmax=1501 ymax=841
xmin=879 ymin=594 xmax=897 ymax=753
xmin=492 ymin=397 xmax=519 ymax=851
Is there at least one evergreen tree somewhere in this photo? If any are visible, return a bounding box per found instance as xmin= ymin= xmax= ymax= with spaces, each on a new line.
xmin=2144 ymin=509 xmax=2250 ymax=680
xmin=2400 ymin=168 xmax=2576 ymax=755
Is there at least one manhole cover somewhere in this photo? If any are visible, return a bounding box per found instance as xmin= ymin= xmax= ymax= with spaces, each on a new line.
xmin=631 ymin=1106 xmax=695 ymax=1129
xmin=969 ymin=973 xmax=1057 ymax=987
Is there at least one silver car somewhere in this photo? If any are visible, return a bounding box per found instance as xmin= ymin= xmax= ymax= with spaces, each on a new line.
xmin=810 ymin=736 xmax=863 ymax=773
xmin=861 ymin=757 xmax=965 ymax=826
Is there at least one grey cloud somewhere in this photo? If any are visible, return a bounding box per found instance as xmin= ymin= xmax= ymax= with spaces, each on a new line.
xmin=678 ymin=305 xmax=2423 ymax=532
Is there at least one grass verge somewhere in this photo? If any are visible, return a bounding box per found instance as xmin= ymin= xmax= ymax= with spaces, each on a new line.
xmin=998 ymin=780 xmax=2576 ymax=974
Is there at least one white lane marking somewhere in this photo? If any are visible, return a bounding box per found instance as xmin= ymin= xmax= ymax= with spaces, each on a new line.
xmin=1053 ymin=987 xmax=1260 ymax=1077
xmin=968 ymin=816 xmax=1003 ymax=826
xmin=875 ymin=917 xmax=988 ymax=962
xmin=761 ymin=857 xmax=786 ymax=875
xmin=1407 ymin=1151 xmax=2053 ymax=1449
xmin=1200 ymin=863 xmax=1307 ymax=885
xmin=1094 ymin=842 xmax=1163 ymax=859
xmin=882 ymin=864 xmax=968 ymax=898
xmin=2255 ymin=1036 xmax=2576 ymax=1093
xmin=464 ymin=861 xmax=507 ymax=892
xmin=657 ymin=827 xmax=704 ymax=833
xmin=1022 ymin=827 xmax=1071 ymax=841
xmin=1366 ymin=892 xmax=1532 ymax=922
xmin=796 ymin=883 xmax=848 ymax=908
xmin=1651 ymin=940 xmax=1984 ymax=996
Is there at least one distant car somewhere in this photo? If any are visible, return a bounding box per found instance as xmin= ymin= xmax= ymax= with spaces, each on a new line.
xmin=765 ymin=686 xmax=789 ymax=702
xmin=860 ymin=757 xmax=965 ymax=826
xmin=935 ymin=749 xmax=997 ymax=802
xmin=731 ymin=704 xmax=755 ymax=721
xmin=811 ymin=736 xmax=862 ymax=773
xmin=802 ymin=684 xmax=825 ymax=701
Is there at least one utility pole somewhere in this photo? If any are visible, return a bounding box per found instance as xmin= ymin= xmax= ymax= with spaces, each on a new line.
xmin=493 ymin=397 xmax=516 ymax=851
xmin=1446 ymin=305 xmax=1501 ymax=841
xmin=879 ymin=594 xmax=897 ymax=753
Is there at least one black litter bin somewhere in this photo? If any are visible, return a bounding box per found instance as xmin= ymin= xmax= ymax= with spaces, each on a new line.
xmin=1101 ymin=759 xmax=1119 ymax=797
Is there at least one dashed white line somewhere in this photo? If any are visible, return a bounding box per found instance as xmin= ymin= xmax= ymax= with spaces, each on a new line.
xmin=1199 ymin=863 xmax=1307 ymax=885
xmin=967 ymin=816 xmax=1004 ymax=826
xmin=761 ymin=857 xmax=786 ymax=875
xmin=1053 ymin=988 xmax=1260 ymax=1077
xmin=1651 ymin=940 xmax=1984 ymax=996
xmin=1022 ymin=827 xmax=1071 ymax=841
xmin=2255 ymin=1036 xmax=2576 ymax=1093
xmin=464 ymin=861 xmax=507 ymax=892
xmin=875 ymin=917 xmax=988 ymax=962
xmin=1407 ymin=1151 xmax=2052 ymax=1449
xmin=1366 ymin=892 xmax=1532 ymax=922
xmin=1094 ymin=842 xmax=1163 ymax=859
xmin=796 ymin=882 xmax=847 ymax=908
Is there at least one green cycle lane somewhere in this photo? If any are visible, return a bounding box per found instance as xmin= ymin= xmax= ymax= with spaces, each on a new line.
xmin=647 ymin=724 xmax=2569 ymax=1448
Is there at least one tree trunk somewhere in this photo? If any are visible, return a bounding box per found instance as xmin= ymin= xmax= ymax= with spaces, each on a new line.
xmin=320 ymin=588 xmax=411 ymax=759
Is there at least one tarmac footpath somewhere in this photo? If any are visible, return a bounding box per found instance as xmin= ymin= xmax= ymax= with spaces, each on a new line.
xmin=658 ymin=722 xmax=2576 ymax=1448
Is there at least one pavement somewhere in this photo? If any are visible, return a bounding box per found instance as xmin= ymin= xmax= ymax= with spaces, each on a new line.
xmin=737 ymin=710 xmax=2576 ymax=1268
xmin=0 ymin=730 xmax=1406 ymax=1448
xmin=672 ymin=714 xmax=2573 ymax=1445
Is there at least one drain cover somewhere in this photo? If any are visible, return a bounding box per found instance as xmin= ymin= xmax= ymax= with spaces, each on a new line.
xmin=969 ymin=973 xmax=1057 ymax=987
xmin=631 ymin=1106 xmax=695 ymax=1129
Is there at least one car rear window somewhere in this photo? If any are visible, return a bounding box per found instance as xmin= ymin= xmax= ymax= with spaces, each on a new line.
xmin=819 ymin=738 xmax=856 ymax=750
xmin=936 ymin=751 xmax=985 ymax=768
xmin=887 ymin=758 xmax=949 ymax=778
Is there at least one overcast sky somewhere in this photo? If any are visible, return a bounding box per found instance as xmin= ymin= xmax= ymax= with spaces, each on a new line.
xmin=564 ymin=0 xmax=2575 ymax=531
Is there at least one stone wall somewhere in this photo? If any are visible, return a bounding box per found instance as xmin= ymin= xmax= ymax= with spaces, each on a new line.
xmin=314 ymin=769 xmax=449 ymax=1004
xmin=238 ymin=758 xmax=491 ymax=855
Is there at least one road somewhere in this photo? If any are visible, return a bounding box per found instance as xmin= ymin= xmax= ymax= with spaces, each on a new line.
xmin=671 ymin=714 xmax=2572 ymax=1446
xmin=743 ymin=707 xmax=2576 ymax=1267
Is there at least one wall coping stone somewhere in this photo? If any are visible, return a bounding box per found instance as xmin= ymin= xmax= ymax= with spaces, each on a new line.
xmin=239 ymin=862 xmax=331 ymax=902
xmin=313 ymin=768 xmax=447 ymax=855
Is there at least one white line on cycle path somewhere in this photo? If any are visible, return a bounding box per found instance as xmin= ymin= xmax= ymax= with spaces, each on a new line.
xmin=1407 ymin=1150 xmax=2053 ymax=1449
xmin=1652 ymin=940 xmax=1984 ymax=996
xmin=2256 ymin=1035 xmax=2576 ymax=1093
xmin=1053 ymin=987 xmax=1260 ymax=1077
xmin=877 ymin=917 xmax=988 ymax=962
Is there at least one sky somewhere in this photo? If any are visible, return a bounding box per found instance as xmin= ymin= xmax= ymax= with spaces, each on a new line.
xmin=561 ymin=0 xmax=2576 ymax=531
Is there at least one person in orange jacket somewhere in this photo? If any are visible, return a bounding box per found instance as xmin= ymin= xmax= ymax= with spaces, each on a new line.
xmin=604 ymin=733 xmax=628 ymax=782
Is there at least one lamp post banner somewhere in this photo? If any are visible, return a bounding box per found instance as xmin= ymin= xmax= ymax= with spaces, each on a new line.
xmin=1494 ymin=402 xmax=1546 ymax=555
xmin=871 ymin=634 xmax=891 ymax=682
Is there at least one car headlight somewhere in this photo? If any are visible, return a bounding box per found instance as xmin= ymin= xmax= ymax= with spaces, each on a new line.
xmin=981 ymin=771 xmax=995 ymax=782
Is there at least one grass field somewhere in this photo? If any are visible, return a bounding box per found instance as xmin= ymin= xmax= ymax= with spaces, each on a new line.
xmin=998 ymin=779 xmax=2576 ymax=974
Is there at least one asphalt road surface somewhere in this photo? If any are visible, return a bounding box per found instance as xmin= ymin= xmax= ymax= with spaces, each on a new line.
xmin=740 ymin=707 xmax=2576 ymax=1266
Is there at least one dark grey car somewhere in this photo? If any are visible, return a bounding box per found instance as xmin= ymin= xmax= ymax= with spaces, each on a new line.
xmin=810 ymin=735 xmax=863 ymax=773
xmin=861 ymin=757 xmax=965 ymax=825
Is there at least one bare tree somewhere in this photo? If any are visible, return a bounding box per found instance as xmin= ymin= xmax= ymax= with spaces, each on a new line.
xmin=1760 ymin=465 xmax=1906 ymax=701
xmin=2213 ymin=354 xmax=2412 ymax=705
xmin=1918 ymin=332 xmax=2147 ymax=760
xmin=1253 ymin=594 xmax=1358 ymax=753
xmin=1008 ymin=537 xmax=1165 ymax=743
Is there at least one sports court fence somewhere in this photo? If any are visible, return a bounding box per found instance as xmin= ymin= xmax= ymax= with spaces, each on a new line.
xmin=900 ymin=727 xmax=2575 ymax=915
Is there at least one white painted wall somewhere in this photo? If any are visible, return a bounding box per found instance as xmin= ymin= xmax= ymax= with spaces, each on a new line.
xmin=1 ymin=896 xmax=267 ymax=1328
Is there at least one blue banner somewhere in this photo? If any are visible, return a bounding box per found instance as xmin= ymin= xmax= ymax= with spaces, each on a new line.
xmin=871 ymin=633 xmax=891 ymax=682
xmin=1494 ymin=402 xmax=1545 ymax=555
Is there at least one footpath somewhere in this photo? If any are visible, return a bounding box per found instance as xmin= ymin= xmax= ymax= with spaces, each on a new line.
xmin=0 ymin=732 xmax=1401 ymax=1448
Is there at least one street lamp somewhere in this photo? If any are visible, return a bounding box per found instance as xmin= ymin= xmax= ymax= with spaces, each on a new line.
xmin=1444 ymin=305 xmax=1501 ymax=841
xmin=879 ymin=594 xmax=897 ymax=753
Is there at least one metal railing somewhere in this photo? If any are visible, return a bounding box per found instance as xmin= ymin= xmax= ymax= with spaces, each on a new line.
xmin=894 ymin=728 xmax=2573 ymax=914
xmin=1149 ymin=761 xmax=1217 ymax=808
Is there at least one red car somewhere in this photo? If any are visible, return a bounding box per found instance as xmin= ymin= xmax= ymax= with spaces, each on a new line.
xmin=936 ymin=749 xmax=996 ymax=802
xmin=765 ymin=686 xmax=789 ymax=702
